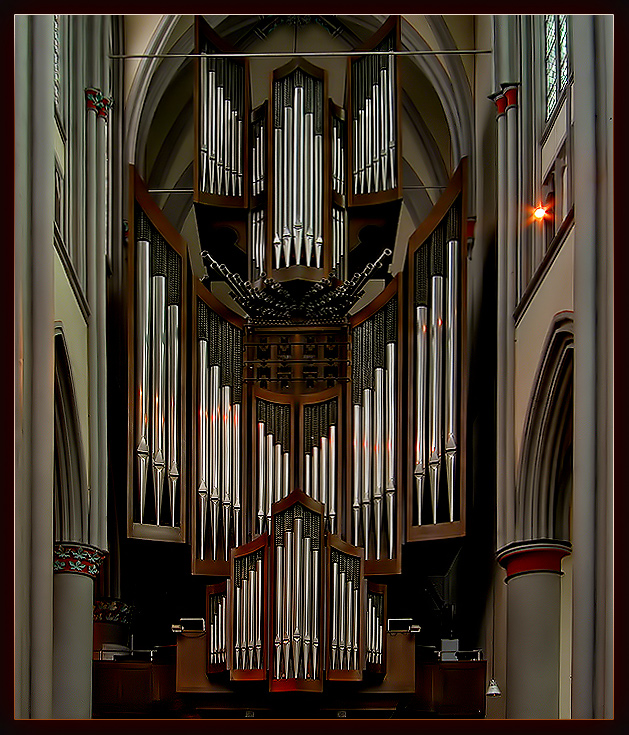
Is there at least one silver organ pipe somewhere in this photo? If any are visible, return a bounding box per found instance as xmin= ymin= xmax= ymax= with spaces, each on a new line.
xmin=232 ymin=549 xmax=265 ymax=671
xmin=150 ymin=235 xmax=167 ymax=525
xmin=282 ymin=77 xmax=293 ymax=265
xmin=195 ymin=305 xmax=243 ymax=561
xmin=414 ymin=245 xmax=429 ymax=524
xmin=198 ymin=336 xmax=209 ymax=558
xmin=272 ymin=69 xmax=325 ymax=269
xmin=166 ymin=249 xmax=181 ymax=525
xmin=265 ymin=429 xmax=274 ymax=530
xmin=135 ymin=214 xmax=151 ymax=524
xmin=199 ymin=48 xmax=244 ymax=197
xmin=208 ymin=588 xmax=227 ymax=667
xmin=444 ymin=212 xmax=460 ymax=522
xmin=257 ymin=415 xmax=266 ymax=535
xmin=366 ymin=588 xmax=384 ymax=667
xmin=274 ymin=524 xmax=284 ymax=679
xmin=428 ymin=227 xmax=445 ymax=523
xmin=293 ymin=78 xmax=304 ymax=264
xmin=208 ymin=56 xmax=216 ymax=194
xmin=304 ymin=76 xmax=314 ymax=265
xmin=221 ymin=384 xmax=232 ymax=559
xmin=351 ymin=297 xmax=397 ymax=560
xmin=256 ymin=400 xmax=291 ymax=535
xmin=328 ymin=423 xmax=337 ymax=535
xmin=329 ymin=549 xmax=362 ymax=673
xmin=302 ymin=516 xmax=312 ymax=678
xmin=200 ymin=53 xmax=208 ymax=192
xmin=351 ymin=33 xmax=397 ymax=195
xmin=273 ymin=505 xmax=322 ymax=681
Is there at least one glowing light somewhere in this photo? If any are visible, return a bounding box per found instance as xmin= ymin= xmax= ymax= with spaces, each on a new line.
xmin=533 ymin=205 xmax=547 ymax=221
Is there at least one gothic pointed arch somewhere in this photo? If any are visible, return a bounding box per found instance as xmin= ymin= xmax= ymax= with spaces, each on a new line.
xmin=516 ymin=311 xmax=574 ymax=542
xmin=54 ymin=328 xmax=88 ymax=543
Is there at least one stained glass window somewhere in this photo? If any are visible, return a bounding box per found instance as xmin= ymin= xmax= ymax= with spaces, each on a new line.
xmin=544 ymin=15 xmax=570 ymax=120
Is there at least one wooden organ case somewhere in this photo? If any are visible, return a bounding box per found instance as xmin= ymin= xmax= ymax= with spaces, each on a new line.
xmin=122 ymin=16 xmax=479 ymax=717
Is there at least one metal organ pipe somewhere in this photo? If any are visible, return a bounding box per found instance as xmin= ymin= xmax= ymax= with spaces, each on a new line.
xmin=444 ymin=231 xmax=459 ymax=522
xmin=429 ymin=273 xmax=444 ymax=523
xmin=293 ymin=80 xmax=304 ymax=264
xmin=373 ymin=366 xmax=385 ymax=560
xmin=302 ymin=522 xmax=312 ymax=678
xmin=198 ymin=338 xmax=209 ymax=558
xmin=304 ymin=76 xmax=314 ymax=265
xmin=166 ymin=250 xmax=180 ymax=526
xmin=208 ymin=56 xmax=216 ymax=193
xmin=282 ymin=77 xmax=293 ymax=266
xmin=328 ymin=423 xmax=337 ymax=534
xmin=151 ymin=240 xmax=167 ymax=525
xmin=135 ymin=218 xmax=151 ymax=524
xmin=385 ymin=341 xmax=396 ymax=558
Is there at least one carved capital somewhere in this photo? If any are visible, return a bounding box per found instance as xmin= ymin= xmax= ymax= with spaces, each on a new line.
xmin=94 ymin=598 xmax=134 ymax=625
xmin=85 ymin=87 xmax=113 ymax=121
xmin=53 ymin=542 xmax=107 ymax=578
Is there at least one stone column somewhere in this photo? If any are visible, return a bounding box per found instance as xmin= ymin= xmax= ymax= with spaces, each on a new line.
xmin=497 ymin=540 xmax=571 ymax=719
xmin=52 ymin=543 xmax=106 ymax=718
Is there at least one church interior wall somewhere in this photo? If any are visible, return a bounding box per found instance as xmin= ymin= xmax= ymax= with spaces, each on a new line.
xmin=53 ymin=251 xmax=90 ymax=470
xmin=514 ymin=231 xmax=574 ymax=461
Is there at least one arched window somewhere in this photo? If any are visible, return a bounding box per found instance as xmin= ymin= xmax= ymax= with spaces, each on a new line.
xmin=544 ymin=15 xmax=570 ymax=120
xmin=517 ymin=312 xmax=573 ymax=542
xmin=54 ymin=331 xmax=88 ymax=543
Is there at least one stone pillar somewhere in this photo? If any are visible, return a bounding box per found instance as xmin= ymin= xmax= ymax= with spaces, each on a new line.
xmin=498 ymin=540 xmax=571 ymax=719
xmin=52 ymin=543 xmax=106 ymax=718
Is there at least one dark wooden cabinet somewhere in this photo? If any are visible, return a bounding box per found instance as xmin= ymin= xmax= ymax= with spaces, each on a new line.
xmin=411 ymin=660 xmax=487 ymax=718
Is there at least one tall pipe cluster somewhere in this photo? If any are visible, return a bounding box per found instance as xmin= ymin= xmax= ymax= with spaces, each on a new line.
xmin=366 ymin=588 xmax=385 ymax=667
xmin=251 ymin=208 xmax=266 ymax=279
xmin=233 ymin=549 xmax=265 ymax=670
xmin=251 ymin=113 xmax=266 ymax=198
xmin=197 ymin=300 xmax=243 ymax=559
xmin=331 ymin=205 xmax=346 ymax=279
xmin=256 ymin=399 xmax=291 ymax=535
xmin=413 ymin=204 xmax=460 ymax=524
xmin=351 ymin=32 xmax=397 ymax=196
xmin=134 ymin=209 xmax=181 ymax=527
xmin=331 ymin=114 xmax=345 ymax=197
xmin=302 ymin=399 xmax=339 ymax=534
xmin=351 ymin=297 xmax=397 ymax=559
xmin=273 ymin=504 xmax=321 ymax=680
xmin=199 ymin=43 xmax=245 ymax=197
xmin=207 ymin=588 xmax=227 ymax=667
xmin=272 ymin=70 xmax=324 ymax=269
xmin=328 ymin=549 xmax=361 ymax=671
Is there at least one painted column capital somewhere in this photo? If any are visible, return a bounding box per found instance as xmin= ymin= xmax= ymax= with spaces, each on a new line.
xmin=84 ymin=87 xmax=113 ymax=121
xmin=497 ymin=539 xmax=571 ymax=581
xmin=490 ymin=92 xmax=507 ymax=118
xmin=502 ymin=84 xmax=519 ymax=110
xmin=53 ymin=541 xmax=107 ymax=578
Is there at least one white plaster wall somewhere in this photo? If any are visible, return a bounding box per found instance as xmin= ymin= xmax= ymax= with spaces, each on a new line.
xmin=444 ymin=15 xmax=475 ymax=91
xmin=514 ymin=230 xmax=574 ymax=463
xmin=53 ymin=251 xmax=90 ymax=467
xmin=124 ymin=15 xmax=164 ymax=103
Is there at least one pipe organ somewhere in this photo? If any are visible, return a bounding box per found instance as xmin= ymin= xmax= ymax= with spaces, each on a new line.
xmin=128 ymin=183 xmax=188 ymax=541
xmin=206 ymin=582 xmax=228 ymax=673
xmin=350 ymin=290 xmax=400 ymax=570
xmin=126 ymin=16 xmax=467 ymax=700
xmin=406 ymin=168 xmax=466 ymax=541
xmin=350 ymin=31 xmax=397 ymax=197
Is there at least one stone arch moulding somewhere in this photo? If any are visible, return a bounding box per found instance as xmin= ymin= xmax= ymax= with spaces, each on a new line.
xmin=516 ymin=310 xmax=574 ymax=543
xmin=54 ymin=325 xmax=89 ymax=544
xmin=126 ymin=15 xmax=192 ymax=172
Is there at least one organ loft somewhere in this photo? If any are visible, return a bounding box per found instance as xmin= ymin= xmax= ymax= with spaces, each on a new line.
xmin=122 ymin=15 xmax=476 ymax=713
